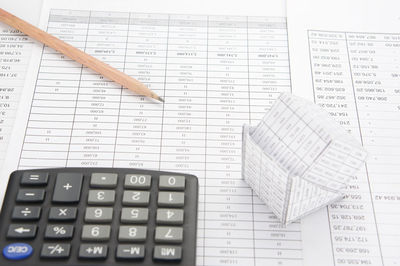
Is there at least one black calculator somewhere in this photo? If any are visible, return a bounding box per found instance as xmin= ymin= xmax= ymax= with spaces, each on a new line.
xmin=0 ymin=168 xmax=198 ymax=265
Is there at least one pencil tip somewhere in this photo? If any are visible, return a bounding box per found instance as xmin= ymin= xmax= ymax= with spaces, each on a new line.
xmin=158 ymin=96 xmax=165 ymax=103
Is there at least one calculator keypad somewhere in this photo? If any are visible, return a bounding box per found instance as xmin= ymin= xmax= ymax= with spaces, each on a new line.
xmin=0 ymin=168 xmax=198 ymax=266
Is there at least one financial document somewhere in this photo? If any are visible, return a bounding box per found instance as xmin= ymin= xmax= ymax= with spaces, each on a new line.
xmin=0 ymin=0 xmax=304 ymax=265
xmin=0 ymin=24 xmax=34 ymax=170
xmin=287 ymin=0 xmax=400 ymax=265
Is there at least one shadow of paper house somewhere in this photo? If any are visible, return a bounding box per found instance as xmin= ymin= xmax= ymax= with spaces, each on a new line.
xmin=241 ymin=93 xmax=367 ymax=224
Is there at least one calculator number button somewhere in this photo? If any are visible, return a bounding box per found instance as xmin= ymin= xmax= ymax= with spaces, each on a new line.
xmin=41 ymin=243 xmax=70 ymax=259
xmin=122 ymin=191 xmax=150 ymax=206
xmin=159 ymin=175 xmax=185 ymax=191
xmin=85 ymin=207 xmax=113 ymax=223
xmin=45 ymin=225 xmax=74 ymax=239
xmin=121 ymin=208 xmax=149 ymax=223
xmin=116 ymin=244 xmax=145 ymax=260
xmin=124 ymin=174 xmax=151 ymax=189
xmin=52 ymin=173 xmax=83 ymax=203
xmin=16 ymin=189 xmax=45 ymax=203
xmin=118 ymin=226 xmax=147 ymax=242
xmin=7 ymin=224 xmax=37 ymax=239
xmin=12 ymin=206 xmax=41 ymax=220
xmin=48 ymin=207 xmax=77 ymax=221
xmin=156 ymin=209 xmax=184 ymax=225
xmin=157 ymin=192 xmax=185 ymax=207
xmin=81 ymin=225 xmax=111 ymax=241
xmin=88 ymin=190 xmax=115 ymax=205
xmin=20 ymin=172 xmax=48 ymax=186
xmin=79 ymin=244 xmax=108 ymax=259
xmin=90 ymin=173 xmax=118 ymax=188
xmin=155 ymin=227 xmax=183 ymax=244
xmin=153 ymin=245 xmax=182 ymax=261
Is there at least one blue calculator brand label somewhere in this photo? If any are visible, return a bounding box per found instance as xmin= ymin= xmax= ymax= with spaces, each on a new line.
xmin=3 ymin=243 xmax=33 ymax=260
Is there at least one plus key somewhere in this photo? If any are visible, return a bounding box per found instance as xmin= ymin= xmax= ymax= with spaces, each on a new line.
xmin=52 ymin=173 xmax=83 ymax=203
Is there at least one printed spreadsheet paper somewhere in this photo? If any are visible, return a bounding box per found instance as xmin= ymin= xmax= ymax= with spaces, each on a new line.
xmin=287 ymin=0 xmax=400 ymax=265
xmin=0 ymin=0 xmax=304 ymax=265
xmin=242 ymin=93 xmax=367 ymax=224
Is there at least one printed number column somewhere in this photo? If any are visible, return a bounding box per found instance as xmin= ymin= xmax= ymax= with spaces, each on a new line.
xmin=248 ymin=18 xmax=302 ymax=266
xmin=0 ymin=25 xmax=33 ymax=166
xmin=113 ymin=13 xmax=168 ymax=169
xmin=19 ymin=10 xmax=90 ymax=168
xmin=205 ymin=15 xmax=254 ymax=266
xmin=158 ymin=15 xmax=208 ymax=265
xmin=347 ymin=32 xmax=400 ymax=266
xmin=248 ymin=17 xmax=291 ymax=122
xmin=308 ymin=30 xmax=382 ymax=266
xmin=66 ymin=11 xmax=129 ymax=167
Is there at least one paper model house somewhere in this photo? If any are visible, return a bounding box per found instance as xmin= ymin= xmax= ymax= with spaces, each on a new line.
xmin=242 ymin=93 xmax=367 ymax=224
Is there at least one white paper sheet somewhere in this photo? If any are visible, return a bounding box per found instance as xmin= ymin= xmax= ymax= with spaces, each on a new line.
xmin=287 ymin=0 xmax=400 ymax=265
xmin=0 ymin=0 xmax=305 ymax=265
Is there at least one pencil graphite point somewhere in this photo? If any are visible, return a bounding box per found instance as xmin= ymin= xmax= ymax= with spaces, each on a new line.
xmin=158 ymin=96 xmax=165 ymax=103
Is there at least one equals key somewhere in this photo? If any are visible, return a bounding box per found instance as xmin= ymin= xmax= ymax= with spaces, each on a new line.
xmin=20 ymin=172 xmax=48 ymax=186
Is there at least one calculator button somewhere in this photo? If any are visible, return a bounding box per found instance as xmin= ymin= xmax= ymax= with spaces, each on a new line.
xmin=48 ymin=207 xmax=77 ymax=221
xmin=7 ymin=224 xmax=37 ymax=239
xmin=88 ymin=190 xmax=115 ymax=205
xmin=155 ymin=227 xmax=183 ymax=244
xmin=91 ymin=173 xmax=118 ymax=188
xmin=20 ymin=172 xmax=48 ymax=186
xmin=81 ymin=225 xmax=111 ymax=241
xmin=52 ymin=173 xmax=83 ymax=203
xmin=122 ymin=191 xmax=150 ymax=206
xmin=124 ymin=174 xmax=151 ymax=189
xmin=153 ymin=245 xmax=182 ymax=261
xmin=118 ymin=226 xmax=147 ymax=242
xmin=79 ymin=244 xmax=108 ymax=259
xmin=156 ymin=209 xmax=184 ymax=225
xmin=16 ymin=189 xmax=45 ymax=203
xmin=157 ymin=192 xmax=185 ymax=207
xmin=116 ymin=244 xmax=145 ymax=260
xmin=121 ymin=208 xmax=149 ymax=223
xmin=159 ymin=175 xmax=185 ymax=191
xmin=41 ymin=243 xmax=70 ymax=259
xmin=2 ymin=243 xmax=33 ymax=260
xmin=45 ymin=225 xmax=74 ymax=239
xmin=85 ymin=207 xmax=113 ymax=223
xmin=12 ymin=206 xmax=41 ymax=220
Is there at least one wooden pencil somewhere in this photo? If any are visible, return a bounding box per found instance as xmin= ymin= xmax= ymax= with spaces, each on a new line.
xmin=0 ymin=8 xmax=164 ymax=102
